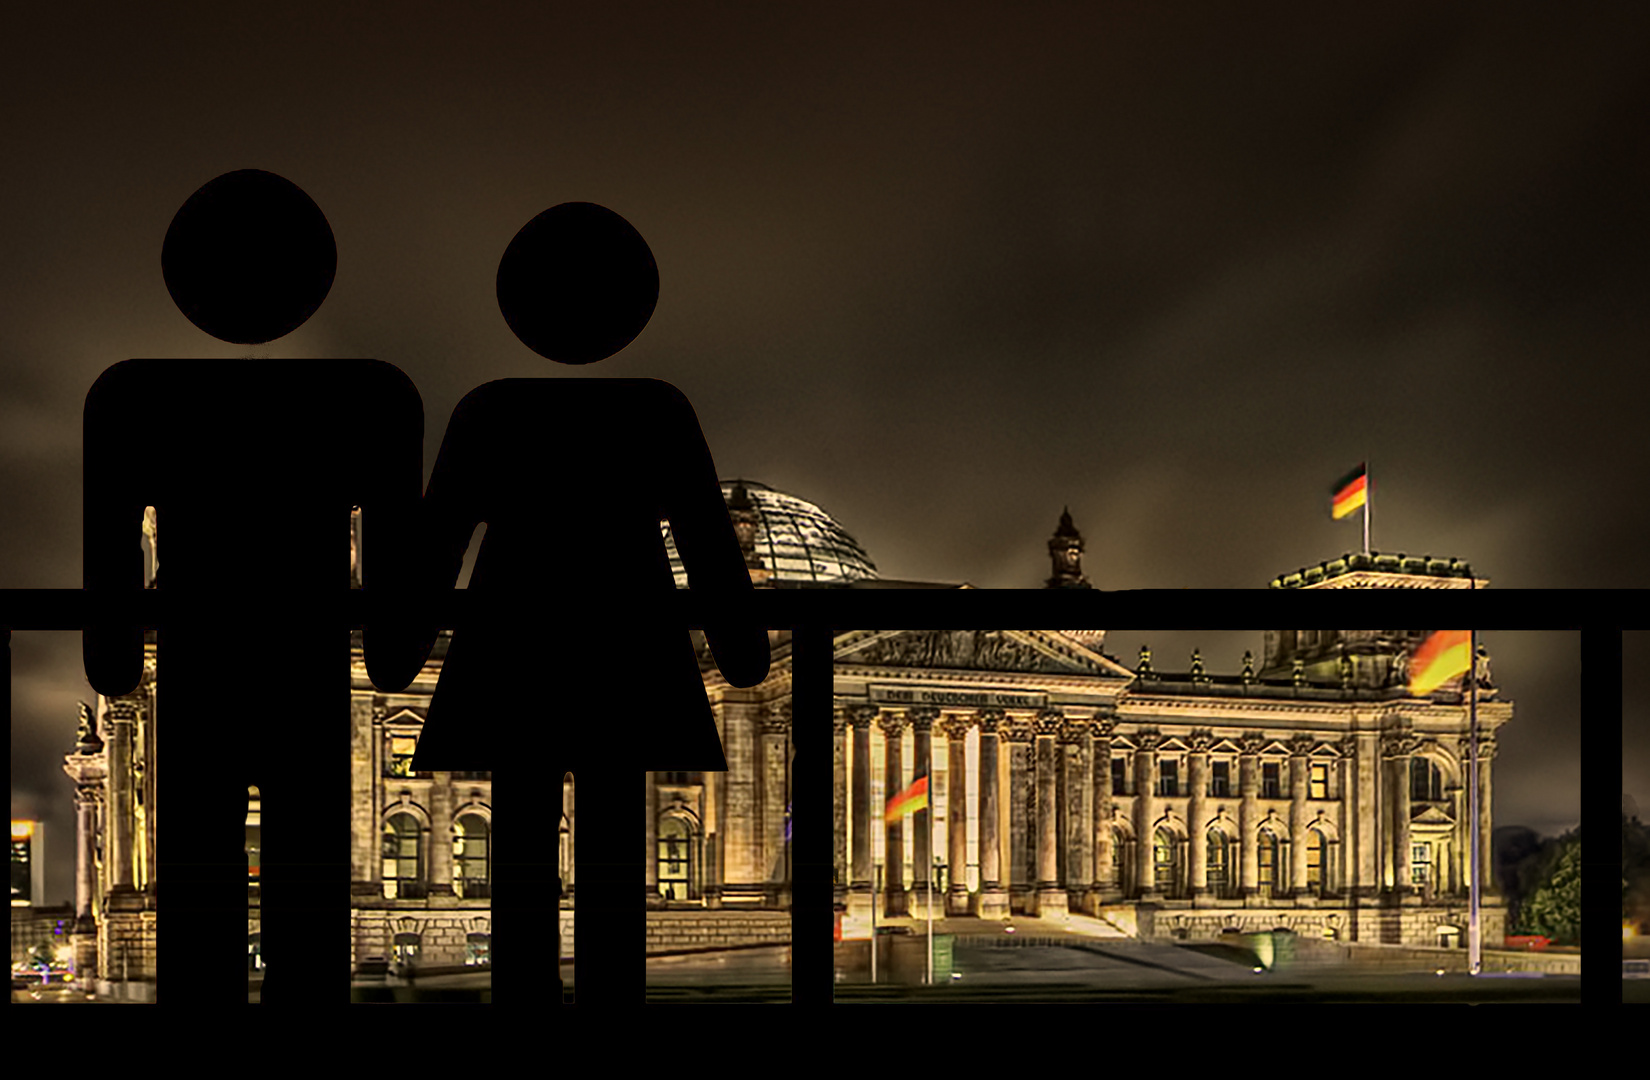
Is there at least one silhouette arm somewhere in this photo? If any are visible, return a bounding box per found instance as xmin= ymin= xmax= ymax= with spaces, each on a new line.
xmin=656 ymin=382 xmax=768 ymax=688
xmin=83 ymin=362 xmax=148 ymax=697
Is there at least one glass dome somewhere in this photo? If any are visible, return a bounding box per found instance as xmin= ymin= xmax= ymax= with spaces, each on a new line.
xmin=661 ymin=479 xmax=878 ymax=586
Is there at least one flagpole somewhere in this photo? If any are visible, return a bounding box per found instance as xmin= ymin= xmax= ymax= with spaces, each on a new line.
xmin=1468 ymin=628 xmax=1481 ymax=975
xmin=1363 ymin=459 xmax=1371 ymax=555
xmin=870 ymin=861 xmax=878 ymax=985
xmin=926 ymin=734 xmax=934 ymax=986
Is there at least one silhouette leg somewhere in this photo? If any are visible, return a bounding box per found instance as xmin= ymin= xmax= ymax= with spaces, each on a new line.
xmin=159 ymin=629 xmax=251 ymax=1004
xmin=571 ymin=765 xmax=644 ymax=1005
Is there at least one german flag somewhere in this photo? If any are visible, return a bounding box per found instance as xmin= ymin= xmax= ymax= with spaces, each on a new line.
xmin=1331 ymin=464 xmax=1367 ymax=520
xmin=885 ymin=776 xmax=928 ymax=823
xmin=1409 ymin=630 xmax=1472 ymax=695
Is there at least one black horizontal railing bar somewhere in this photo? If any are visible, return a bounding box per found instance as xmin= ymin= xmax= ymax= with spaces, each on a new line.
xmin=0 ymin=587 xmax=1639 ymax=631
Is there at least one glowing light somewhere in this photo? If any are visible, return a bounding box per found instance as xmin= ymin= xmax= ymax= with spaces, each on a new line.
xmin=12 ymin=821 xmax=34 ymax=838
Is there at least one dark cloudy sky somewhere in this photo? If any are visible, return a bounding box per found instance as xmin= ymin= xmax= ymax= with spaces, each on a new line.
xmin=2 ymin=7 xmax=1639 ymax=898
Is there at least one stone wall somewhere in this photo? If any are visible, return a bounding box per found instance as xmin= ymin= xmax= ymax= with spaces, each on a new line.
xmin=645 ymin=910 xmax=791 ymax=954
xmin=1143 ymin=900 xmax=1506 ymax=949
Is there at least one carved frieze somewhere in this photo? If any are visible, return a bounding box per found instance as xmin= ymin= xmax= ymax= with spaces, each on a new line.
xmin=845 ymin=630 xmax=1090 ymax=674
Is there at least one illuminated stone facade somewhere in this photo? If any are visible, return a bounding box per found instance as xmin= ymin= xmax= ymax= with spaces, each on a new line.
xmin=833 ymin=628 xmax=1510 ymax=949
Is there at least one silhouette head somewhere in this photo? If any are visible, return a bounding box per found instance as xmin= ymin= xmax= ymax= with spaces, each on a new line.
xmin=496 ymin=202 xmax=659 ymax=364
xmin=161 ymin=169 xmax=336 ymax=345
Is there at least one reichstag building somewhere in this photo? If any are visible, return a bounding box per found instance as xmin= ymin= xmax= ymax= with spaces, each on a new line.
xmin=55 ymin=479 xmax=1504 ymax=998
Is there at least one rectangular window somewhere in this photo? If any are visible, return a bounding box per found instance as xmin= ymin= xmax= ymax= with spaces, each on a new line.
xmin=1159 ymin=759 xmax=1178 ymax=797
xmin=1309 ymin=762 xmax=1328 ymax=799
xmin=1411 ymin=843 xmax=1430 ymax=884
xmin=1261 ymin=761 xmax=1281 ymax=799
xmin=387 ymin=736 xmax=418 ymax=778
xmin=1112 ymin=757 xmax=1126 ymax=796
xmin=1211 ymin=761 xmax=1230 ymax=798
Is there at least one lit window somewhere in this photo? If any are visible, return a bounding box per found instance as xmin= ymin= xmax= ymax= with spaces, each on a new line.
xmin=1309 ymin=763 xmax=1328 ymax=800
xmin=1206 ymin=831 xmax=1229 ymax=898
xmin=658 ymin=816 xmax=693 ymax=901
xmin=387 ymin=736 xmax=418 ymax=778
xmin=1307 ymin=830 xmax=1325 ymax=894
xmin=454 ymin=814 xmax=490 ymax=899
xmin=1411 ymin=842 xmax=1430 ymax=885
xmin=382 ymin=814 xmax=424 ymax=899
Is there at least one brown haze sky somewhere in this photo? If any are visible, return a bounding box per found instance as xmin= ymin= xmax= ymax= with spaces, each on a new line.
xmin=3 ymin=6 xmax=1637 ymax=902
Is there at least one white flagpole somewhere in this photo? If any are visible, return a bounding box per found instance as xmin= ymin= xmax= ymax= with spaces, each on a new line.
xmin=1468 ymin=628 xmax=1482 ymax=975
xmin=927 ymin=739 xmax=934 ymax=986
xmin=1363 ymin=460 xmax=1371 ymax=555
xmin=870 ymin=860 xmax=879 ymax=984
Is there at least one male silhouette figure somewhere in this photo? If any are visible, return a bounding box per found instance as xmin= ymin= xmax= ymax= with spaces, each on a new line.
xmin=83 ymin=169 xmax=425 ymax=1004
xmin=403 ymin=202 xmax=769 ymax=1004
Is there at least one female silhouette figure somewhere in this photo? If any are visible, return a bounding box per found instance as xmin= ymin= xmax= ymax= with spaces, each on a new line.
xmin=407 ymin=202 xmax=768 ymax=1005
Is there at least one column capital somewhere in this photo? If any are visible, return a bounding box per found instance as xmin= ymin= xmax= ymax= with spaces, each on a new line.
xmin=973 ymin=707 xmax=1005 ymax=733
xmin=1288 ymin=732 xmax=1314 ymax=758
xmin=1059 ymin=716 xmax=1091 ymax=744
xmin=1134 ymin=728 xmax=1164 ymax=753
xmin=1460 ymin=735 xmax=1498 ymax=761
xmin=1382 ymin=732 xmax=1424 ymax=758
xmin=1034 ymin=707 xmax=1065 ymax=738
xmin=833 ymin=706 xmax=849 ymax=735
xmin=876 ymin=709 xmax=908 ymax=738
xmin=1001 ymin=714 xmax=1036 ymax=743
xmin=1187 ymin=729 xmax=1215 ymax=753
xmin=847 ymin=703 xmax=880 ymax=729
xmin=106 ymin=699 xmax=140 ymax=724
xmin=907 ymin=705 xmax=940 ymax=732
xmin=1238 ymin=732 xmax=1267 ymax=756
xmin=939 ymin=713 xmax=975 ymax=741
xmin=763 ymin=701 xmax=792 ymax=734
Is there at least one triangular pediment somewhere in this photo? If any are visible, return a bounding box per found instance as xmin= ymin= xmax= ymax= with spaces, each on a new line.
xmin=1411 ymin=804 xmax=1456 ymax=827
xmin=834 ymin=630 xmax=1134 ymax=678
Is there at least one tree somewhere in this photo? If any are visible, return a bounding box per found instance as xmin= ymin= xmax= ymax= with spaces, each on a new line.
xmin=1516 ymin=829 xmax=1581 ymax=945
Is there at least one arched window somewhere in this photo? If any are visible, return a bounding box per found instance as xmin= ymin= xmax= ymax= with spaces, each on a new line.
xmin=454 ymin=814 xmax=490 ymax=899
xmin=658 ymin=816 xmax=694 ymax=901
xmin=1258 ymin=830 xmax=1284 ymax=898
xmin=382 ymin=813 xmax=424 ymax=899
xmin=1206 ymin=830 xmax=1230 ymax=898
xmin=1410 ymin=758 xmax=1443 ymax=801
xmin=1111 ymin=827 xmax=1131 ymax=894
xmin=392 ymin=931 xmax=421 ymax=968
xmin=1153 ymin=828 xmax=1178 ymax=896
xmin=1306 ymin=829 xmax=1326 ymax=895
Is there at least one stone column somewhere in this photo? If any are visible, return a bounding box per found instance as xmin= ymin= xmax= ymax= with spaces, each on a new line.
xmin=429 ymin=774 xmax=455 ymax=897
xmin=1187 ymin=731 xmax=1212 ymax=901
xmin=1477 ymin=737 xmax=1498 ymax=897
xmin=1061 ymin=715 xmax=1092 ymax=906
xmin=908 ymin=707 xmax=938 ymax=911
xmin=1386 ymin=732 xmax=1418 ymax=897
xmin=1354 ymin=731 xmax=1379 ymax=896
xmin=879 ymin=710 xmax=909 ymax=917
xmin=1093 ymin=712 xmax=1116 ymax=901
xmin=1239 ymin=733 xmax=1263 ymax=898
xmin=1289 ymin=734 xmax=1312 ymax=900
xmin=106 ymin=699 xmax=138 ymax=891
xmin=761 ymin=702 xmax=791 ymax=908
xmin=849 ymin=704 xmax=877 ymax=919
xmin=1004 ymin=715 xmax=1034 ymax=911
xmin=943 ymin=714 xmax=973 ymax=915
xmin=646 ymin=772 xmax=663 ymax=906
xmin=833 ymin=706 xmax=848 ymax=905
xmin=1033 ymin=708 xmax=1067 ymax=916
xmin=974 ymin=709 xmax=1008 ymax=918
xmin=1134 ymin=729 xmax=1161 ymax=901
